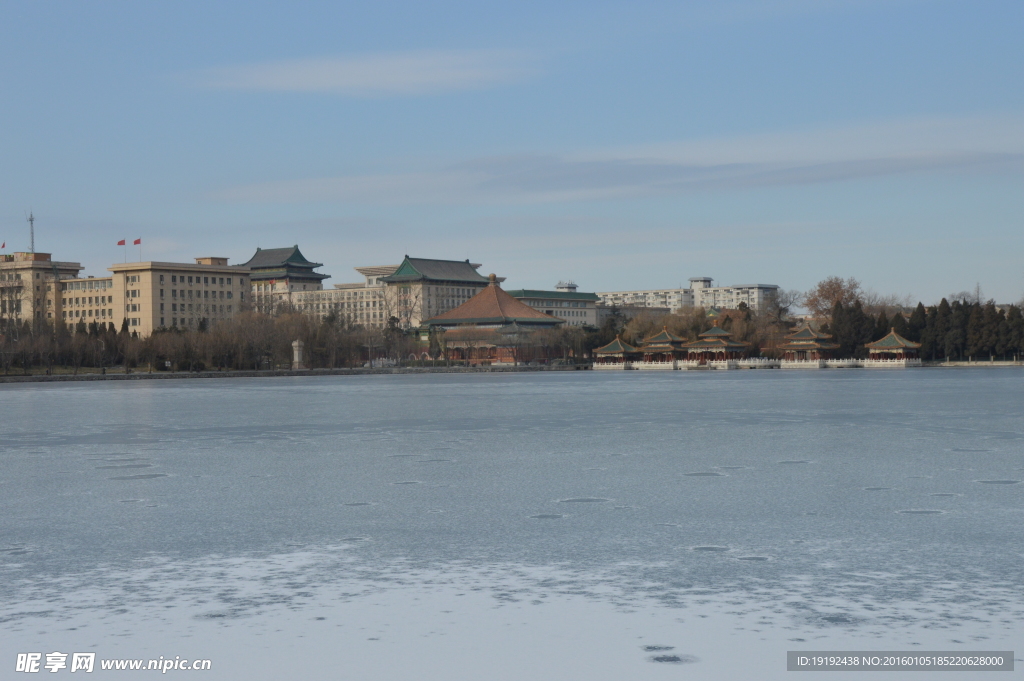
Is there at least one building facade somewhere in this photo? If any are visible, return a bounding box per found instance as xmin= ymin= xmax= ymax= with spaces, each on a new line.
xmin=382 ymin=256 xmax=496 ymax=328
xmin=100 ymin=258 xmax=250 ymax=336
xmin=292 ymin=257 xmax=503 ymax=330
xmin=597 ymin=277 xmax=779 ymax=313
xmin=505 ymin=281 xmax=600 ymax=327
xmin=242 ymin=246 xmax=329 ymax=313
xmin=0 ymin=252 xmax=83 ymax=325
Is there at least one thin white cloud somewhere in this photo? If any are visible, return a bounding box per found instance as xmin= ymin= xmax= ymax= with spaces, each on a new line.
xmin=195 ymin=50 xmax=535 ymax=96
xmin=216 ymin=114 xmax=1024 ymax=204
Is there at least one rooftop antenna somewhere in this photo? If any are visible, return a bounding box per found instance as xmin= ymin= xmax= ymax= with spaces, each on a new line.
xmin=26 ymin=211 xmax=35 ymax=253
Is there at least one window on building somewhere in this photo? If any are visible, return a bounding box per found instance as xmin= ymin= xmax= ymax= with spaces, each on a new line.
xmin=188 ymin=276 xmax=193 ymax=284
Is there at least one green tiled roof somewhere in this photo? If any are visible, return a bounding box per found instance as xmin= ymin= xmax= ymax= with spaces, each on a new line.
xmin=241 ymin=245 xmax=329 ymax=282
xmin=785 ymin=324 xmax=833 ymax=341
xmin=505 ymin=289 xmax=600 ymax=302
xmin=865 ymin=328 xmax=921 ymax=350
xmin=682 ymin=337 xmax=749 ymax=350
xmin=643 ymin=327 xmax=685 ymax=344
xmin=594 ymin=336 xmax=640 ymax=355
xmin=383 ymin=256 xmax=490 ymax=284
xmin=698 ymin=323 xmax=733 ymax=338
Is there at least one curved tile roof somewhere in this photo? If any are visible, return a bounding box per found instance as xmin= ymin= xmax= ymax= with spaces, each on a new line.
xmin=425 ymin=277 xmax=563 ymax=327
xmin=865 ymin=328 xmax=921 ymax=350
xmin=595 ymin=336 xmax=640 ymax=355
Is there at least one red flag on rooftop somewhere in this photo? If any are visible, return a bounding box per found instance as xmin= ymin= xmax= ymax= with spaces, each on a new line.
xmin=1 ymin=242 xmax=5 ymax=249
xmin=117 ymin=239 xmax=126 ymax=246
xmin=133 ymin=238 xmax=141 ymax=245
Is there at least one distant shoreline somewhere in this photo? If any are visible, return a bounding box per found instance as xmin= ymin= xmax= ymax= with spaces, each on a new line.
xmin=0 ymin=365 xmax=588 ymax=383
xmin=0 ymin=360 xmax=1021 ymax=384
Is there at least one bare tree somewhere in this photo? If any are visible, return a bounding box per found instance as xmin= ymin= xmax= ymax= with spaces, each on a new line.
xmin=765 ymin=289 xmax=803 ymax=323
xmin=804 ymin=277 xmax=862 ymax=319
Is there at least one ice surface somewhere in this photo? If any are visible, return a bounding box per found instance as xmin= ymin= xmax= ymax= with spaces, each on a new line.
xmin=1 ymin=370 xmax=1022 ymax=679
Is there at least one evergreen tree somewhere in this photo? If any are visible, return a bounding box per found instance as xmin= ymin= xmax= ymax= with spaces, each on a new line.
xmin=891 ymin=311 xmax=909 ymax=338
xmin=907 ymin=303 xmax=927 ymax=342
xmin=980 ymin=302 xmax=1002 ymax=358
xmin=873 ymin=310 xmax=889 ymax=341
xmin=933 ymin=299 xmax=952 ymax=360
xmin=120 ymin=318 xmax=130 ymax=335
xmin=851 ymin=301 xmax=874 ymax=359
xmin=966 ymin=304 xmax=985 ymax=357
xmin=1006 ymin=306 xmax=1024 ymax=358
xmin=946 ymin=301 xmax=968 ymax=360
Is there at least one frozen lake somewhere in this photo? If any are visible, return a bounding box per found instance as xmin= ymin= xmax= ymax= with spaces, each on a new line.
xmin=1 ymin=371 xmax=1021 ymax=679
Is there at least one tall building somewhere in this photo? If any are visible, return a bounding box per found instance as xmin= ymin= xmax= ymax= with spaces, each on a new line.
xmin=505 ymin=281 xmax=600 ymax=327
xmin=241 ymin=246 xmax=330 ymax=313
xmin=0 ymin=252 xmax=83 ymax=325
xmin=98 ymin=258 xmax=251 ymax=335
xmin=381 ymin=256 xmax=498 ymax=328
xmin=295 ymin=264 xmax=396 ymax=328
xmin=292 ymin=255 xmax=507 ymax=329
xmin=597 ymin=277 xmax=779 ymax=312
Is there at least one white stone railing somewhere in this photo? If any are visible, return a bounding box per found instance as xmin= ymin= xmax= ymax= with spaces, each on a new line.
xmin=632 ymin=360 xmax=677 ymax=371
xmin=593 ymin=361 xmax=631 ymax=370
xmin=737 ymin=358 xmax=781 ymax=368
xmin=863 ymin=358 xmax=922 ymax=368
xmin=825 ymin=359 xmax=860 ymax=368
xmin=781 ymin=359 xmax=826 ymax=369
xmin=708 ymin=360 xmax=738 ymax=369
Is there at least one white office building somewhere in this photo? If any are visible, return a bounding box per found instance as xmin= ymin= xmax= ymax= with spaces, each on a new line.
xmin=597 ymin=277 xmax=779 ymax=313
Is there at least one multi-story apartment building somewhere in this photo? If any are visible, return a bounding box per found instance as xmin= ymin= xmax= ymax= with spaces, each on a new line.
xmin=2 ymin=251 xmax=251 ymax=336
xmin=505 ymin=282 xmax=600 ymax=327
xmin=60 ymin=258 xmax=248 ymax=335
xmin=243 ymin=246 xmax=330 ymax=313
xmin=0 ymin=252 xmax=83 ymax=325
xmin=59 ymin=276 xmax=116 ymax=328
xmin=293 ymin=264 xmax=396 ymax=328
xmin=597 ymin=277 xmax=779 ymax=313
xmin=294 ymin=256 xmax=500 ymax=329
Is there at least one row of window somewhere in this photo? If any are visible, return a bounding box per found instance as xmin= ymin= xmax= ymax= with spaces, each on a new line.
xmin=63 ymin=296 xmax=113 ymax=306
xmin=526 ymin=300 xmax=590 ymax=308
xmin=69 ymin=279 xmax=111 ymax=290
xmin=166 ymin=303 xmax=233 ymax=315
xmin=161 ymin=274 xmax=240 ymax=286
xmin=164 ymin=289 xmax=236 ymax=300
xmin=62 ymin=309 xmax=113 ymax=319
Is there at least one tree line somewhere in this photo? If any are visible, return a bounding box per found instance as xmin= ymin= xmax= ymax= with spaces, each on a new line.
xmin=3 ymin=277 xmax=1022 ymax=373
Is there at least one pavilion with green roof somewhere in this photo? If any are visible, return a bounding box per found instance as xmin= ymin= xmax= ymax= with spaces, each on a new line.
xmin=593 ymin=335 xmax=641 ymax=368
xmin=637 ymin=326 xmax=687 ymax=363
xmin=681 ymin=322 xmax=749 ymax=363
xmin=865 ymin=328 xmax=921 ymax=360
xmin=778 ymin=323 xmax=840 ymax=361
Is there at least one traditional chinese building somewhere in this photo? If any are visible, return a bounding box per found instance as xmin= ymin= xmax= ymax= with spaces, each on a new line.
xmin=423 ymin=274 xmax=563 ymax=364
xmin=681 ymin=322 xmax=749 ymax=363
xmin=864 ymin=328 xmax=922 ymax=366
xmin=638 ymin=326 xmax=687 ymax=363
xmin=778 ymin=324 xmax=840 ymax=361
xmin=241 ymin=245 xmax=329 ymax=313
xmin=382 ymin=256 xmax=495 ymax=328
xmin=593 ymin=335 xmax=641 ymax=369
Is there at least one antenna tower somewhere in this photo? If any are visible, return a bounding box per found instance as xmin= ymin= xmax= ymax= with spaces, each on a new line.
xmin=27 ymin=211 xmax=35 ymax=253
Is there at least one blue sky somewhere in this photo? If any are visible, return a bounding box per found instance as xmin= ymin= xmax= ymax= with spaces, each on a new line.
xmin=2 ymin=0 xmax=1022 ymax=303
